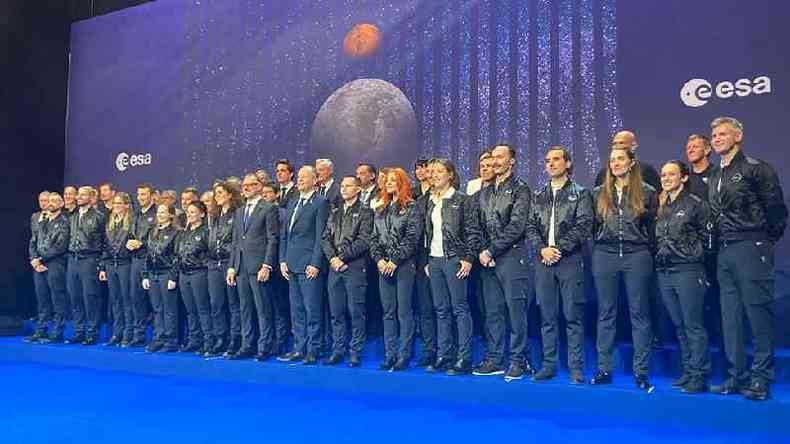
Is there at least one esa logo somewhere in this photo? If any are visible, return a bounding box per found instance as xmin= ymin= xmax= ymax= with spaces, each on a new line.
xmin=680 ymin=76 xmax=771 ymax=108
xmin=115 ymin=152 xmax=152 ymax=172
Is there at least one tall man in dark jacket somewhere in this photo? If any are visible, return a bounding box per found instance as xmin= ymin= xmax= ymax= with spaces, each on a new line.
xmin=472 ymin=144 xmax=534 ymax=381
xmin=226 ymin=173 xmax=280 ymax=360
xmin=66 ymin=186 xmax=106 ymax=345
xmin=126 ymin=184 xmax=157 ymax=346
xmin=526 ymin=146 xmax=593 ymax=383
xmin=321 ymin=176 xmax=374 ymax=366
xmin=708 ymin=117 xmax=788 ymax=401
xmin=278 ymin=165 xmax=330 ymax=364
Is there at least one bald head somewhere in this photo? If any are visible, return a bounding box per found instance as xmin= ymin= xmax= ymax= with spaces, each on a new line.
xmin=612 ymin=130 xmax=638 ymax=152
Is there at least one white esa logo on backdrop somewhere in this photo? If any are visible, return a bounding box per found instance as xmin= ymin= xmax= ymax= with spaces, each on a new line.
xmin=115 ymin=152 xmax=152 ymax=172
xmin=680 ymin=76 xmax=771 ymax=108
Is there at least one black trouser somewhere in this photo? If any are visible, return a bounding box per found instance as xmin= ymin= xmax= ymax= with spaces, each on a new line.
xmin=238 ymin=271 xmax=275 ymax=354
xmin=379 ymin=258 xmax=416 ymax=361
xmin=66 ymin=254 xmax=101 ymax=339
xmin=148 ymin=273 xmax=179 ymax=347
xmin=327 ymin=269 xmax=367 ymax=356
xmin=33 ymin=258 xmax=67 ymax=337
xmin=592 ymin=248 xmax=653 ymax=376
xmin=288 ymin=272 xmax=323 ymax=356
xmin=129 ymin=257 xmax=149 ymax=342
xmin=428 ymin=257 xmax=472 ymax=363
xmin=207 ymin=261 xmax=232 ymax=344
xmin=180 ymin=269 xmax=212 ymax=346
xmin=415 ymin=257 xmax=436 ymax=359
xmin=480 ymin=247 xmax=530 ymax=366
xmin=657 ymin=268 xmax=711 ymax=378
xmin=106 ymin=262 xmax=133 ymax=340
xmin=718 ymin=240 xmax=776 ymax=384
xmin=535 ymin=252 xmax=586 ymax=372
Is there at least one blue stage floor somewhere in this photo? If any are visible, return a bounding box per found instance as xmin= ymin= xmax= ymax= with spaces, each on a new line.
xmin=2 ymin=337 xmax=789 ymax=444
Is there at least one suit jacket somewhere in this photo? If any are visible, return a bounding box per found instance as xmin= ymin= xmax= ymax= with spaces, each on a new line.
xmin=278 ymin=183 xmax=299 ymax=209
xmin=321 ymin=199 xmax=373 ymax=284
xmin=280 ymin=192 xmax=330 ymax=273
xmin=319 ymin=179 xmax=342 ymax=209
xmin=359 ymin=185 xmax=379 ymax=208
xmin=230 ymin=198 xmax=280 ymax=274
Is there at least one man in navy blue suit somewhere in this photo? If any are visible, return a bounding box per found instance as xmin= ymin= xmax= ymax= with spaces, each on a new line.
xmin=316 ymin=158 xmax=342 ymax=209
xmin=278 ymin=165 xmax=330 ymax=365
xmin=225 ymin=173 xmax=280 ymax=361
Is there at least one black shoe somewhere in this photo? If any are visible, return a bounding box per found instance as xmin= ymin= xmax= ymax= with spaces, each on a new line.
xmin=120 ymin=340 xmax=131 ymax=348
xmin=23 ymin=333 xmax=46 ymax=343
xmin=225 ymin=337 xmax=241 ymax=356
xmin=303 ymin=354 xmax=318 ymax=365
xmin=635 ymin=374 xmax=654 ymax=392
xmin=682 ymin=377 xmax=708 ymax=394
xmin=323 ymin=353 xmax=343 ymax=366
xmin=128 ymin=338 xmax=146 ymax=347
xmin=446 ymin=359 xmax=471 ymax=376
xmin=426 ymin=357 xmax=452 ymax=373
xmin=504 ymin=362 xmax=526 ymax=381
xmin=158 ymin=345 xmax=179 ymax=353
xmin=743 ymin=381 xmax=770 ymax=401
xmin=65 ymin=335 xmax=85 ymax=345
xmin=570 ymin=370 xmax=585 ymax=385
xmin=197 ymin=342 xmax=211 ymax=356
xmin=590 ymin=370 xmax=612 ymax=385
xmin=472 ymin=360 xmax=505 ymax=376
xmin=254 ymin=352 xmax=271 ymax=362
xmin=392 ymin=358 xmax=409 ymax=371
xmin=671 ymin=373 xmax=691 ymax=389
xmin=710 ymin=378 xmax=746 ymax=395
xmin=39 ymin=334 xmax=64 ymax=344
xmin=532 ymin=368 xmax=557 ymax=382
xmin=416 ymin=354 xmax=436 ymax=367
xmin=226 ymin=349 xmax=255 ymax=360
xmin=81 ymin=337 xmax=98 ymax=346
xmin=379 ymin=358 xmax=396 ymax=371
xmin=145 ymin=341 xmax=164 ymax=353
xmin=210 ymin=339 xmax=226 ymax=356
xmin=276 ymin=351 xmax=304 ymax=362
xmin=180 ymin=342 xmax=202 ymax=353
xmin=104 ymin=336 xmax=122 ymax=346
xmin=348 ymin=354 xmax=361 ymax=368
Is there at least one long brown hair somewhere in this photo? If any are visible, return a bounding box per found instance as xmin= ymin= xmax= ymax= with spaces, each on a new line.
xmin=213 ymin=181 xmax=243 ymax=213
xmin=657 ymin=160 xmax=689 ymax=217
xmin=377 ymin=167 xmax=413 ymax=213
xmin=107 ymin=192 xmax=132 ymax=233
xmin=596 ymin=147 xmax=646 ymax=217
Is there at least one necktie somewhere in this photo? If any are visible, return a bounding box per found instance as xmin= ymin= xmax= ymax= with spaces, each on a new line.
xmin=320 ymin=185 xmax=327 ymax=196
xmin=243 ymin=203 xmax=254 ymax=230
xmin=289 ymin=198 xmax=304 ymax=231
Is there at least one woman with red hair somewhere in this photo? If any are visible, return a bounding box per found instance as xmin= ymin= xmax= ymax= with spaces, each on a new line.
xmin=370 ymin=167 xmax=424 ymax=371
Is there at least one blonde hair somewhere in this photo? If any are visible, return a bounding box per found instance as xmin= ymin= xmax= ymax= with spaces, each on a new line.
xmin=107 ymin=192 xmax=132 ymax=232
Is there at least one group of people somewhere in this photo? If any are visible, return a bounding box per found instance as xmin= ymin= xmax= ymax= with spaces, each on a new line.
xmin=26 ymin=116 xmax=786 ymax=401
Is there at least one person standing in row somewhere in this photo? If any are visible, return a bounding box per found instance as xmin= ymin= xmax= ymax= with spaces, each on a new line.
xmin=142 ymin=205 xmax=180 ymax=353
xmin=473 ymin=144 xmax=534 ymax=381
xmin=526 ymin=146 xmax=593 ymax=384
xmin=126 ymin=184 xmax=157 ymax=346
xmin=99 ymin=192 xmax=135 ymax=346
xmin=591 ymin=146 xmax=658 ymax=391
xmin=176 ymin=201 xmax=213 ymax=354
xmin=424 ymin=159 xmax=479 ymax=376
xmin=226 ymin=173 xmax=280 ymax=361
xmin=654 ymin=160 xmax=711 ymax=394
xmin=66 ymin=186 xmax=106 ymax=345
xmin=208 ymin=182 xmax=241 ymax=356
xmin=321 ymin=176 xmax=374 ymax=367
xmin=25 ymin=191 xmax=51 ymax=343
xmin=27 ymin=193 xmax=70 ymax=343
xmin=708 ymin=117 xmax=787 ymax=401
xmin=371 ymin=168 xmax=423 ymax=371
xmin=278 ymin=166 xmax=329 ymax=365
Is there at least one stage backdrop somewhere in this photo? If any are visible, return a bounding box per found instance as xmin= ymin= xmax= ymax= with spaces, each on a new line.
xmin=65 ymin=0 xmax=790 ymax=306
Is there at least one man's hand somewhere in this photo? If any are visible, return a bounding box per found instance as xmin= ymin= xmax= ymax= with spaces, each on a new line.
xmin=540 ymin=247 xmax=562 ymax=266
xmin=329 ymin=257 xmax=345 ymax=272
xmin=226 ymin=268 xmax=237 ymax=286
xmin=456 ymin=260 xmax=472 ymax=279
xmin=167 ymin=280 xmax=177 ymax=290
xmin=99 ymin=271 xmax=107 ymax=281
xmin=257 ymin=265 xmax=271 ymax=282
xmin=377 ymin=259 xmax=389 ymax=275
xmin=142 ymin=279 xmax=151 ymax=290
xmin=384 ymin=261 xmax=398 ymax=277
xmin=30 ymin=258 xmax=41 ymax=268
xmin=34 ymin=264 xmax=47 ymax=273
xmin=479 ymin=250 xmax=493 ymax=267
xmin=280 ymin=262 xmax=290 ymax=281
xmin=305 ymin=265 xmax=320 ymax=280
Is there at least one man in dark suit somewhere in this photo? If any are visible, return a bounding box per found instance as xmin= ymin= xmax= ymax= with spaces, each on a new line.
xmin=275 ymin=158 xmax=299 ymax=209
xmin=226 ymin=173 xmax=280 ymax=361
xmin=356 ymin=163 xmax=378 ymax=208
xmin=316 ymin=158 xmax=342 ymax=209
xmin=321 ymin=176 xmax=374 ymax=367
xmin=278 ymin=166 xmax=330 ymax=365
xmin=412 ymin=157 xmax=432 ymax=199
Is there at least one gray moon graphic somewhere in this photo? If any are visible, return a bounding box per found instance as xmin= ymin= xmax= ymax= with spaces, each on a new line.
xmin=310 ymin=78 xmax=418 ymax=176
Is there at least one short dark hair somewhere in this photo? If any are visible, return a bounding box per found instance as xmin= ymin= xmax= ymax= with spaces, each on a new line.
xmin=478 ymin=151 xmax=492 ymax=161
xmin=182 ymin=187 xmax=199 ymax=198
xmin=275 ymin=159 xmax=294 ymax=174
xmin=414 ymin=157 xmax=430 ymax=168
xmin=136 ymin=183 xmax=154 ymax=194
xmin=187 ymin=200 xmax=207 ymax=215
xmin=261 ymin=182 xmax=277 ymax=193
xmin=357 ymin=162 xmax=377 ymax=177
xmin=99 ymin=182 xmax=114 ymax=190
xmin=342 ymin=175 xmax=361 ymax=186
xmin=547 ymin=145 xmax=573 ymax=175
xmin=492 ymin=143 xmax=517 ymax=161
